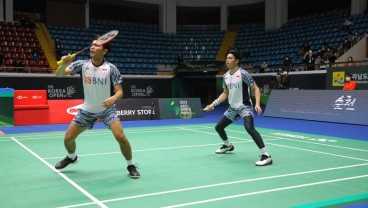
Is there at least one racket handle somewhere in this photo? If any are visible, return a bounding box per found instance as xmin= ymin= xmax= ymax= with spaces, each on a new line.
xmin=57 ymin=53 xmax=77 ymax=65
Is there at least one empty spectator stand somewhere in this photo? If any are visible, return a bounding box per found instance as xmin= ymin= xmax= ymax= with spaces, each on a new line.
xmin=47 ymin=21 xmax=224 ymax=75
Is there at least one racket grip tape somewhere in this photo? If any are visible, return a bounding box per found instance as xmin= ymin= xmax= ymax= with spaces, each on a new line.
xmin=56 ymin=53 xmax=76 ymax=65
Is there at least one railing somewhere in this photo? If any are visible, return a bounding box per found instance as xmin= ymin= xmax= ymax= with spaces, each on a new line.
xmin=246 ymin=60 xmax=368 ymax=74
xmin=0 ymin=66 xmax=53 ymax=73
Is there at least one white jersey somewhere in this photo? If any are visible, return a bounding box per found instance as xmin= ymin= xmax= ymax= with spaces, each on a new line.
xmin=70 ymin=59 xmax=122 ymax=113
xmin=223 ymin=67 xmax=254 ymax=108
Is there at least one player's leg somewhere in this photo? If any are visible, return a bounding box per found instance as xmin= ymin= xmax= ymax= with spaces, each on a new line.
xmin=243 ymin=116 xmax=272 ymax=166
xmin=109 ymin=120 xmax=140 ymax=179
xmin=102 ymin=105 xmax=139 ymax=178
xmin=55 ymin=109 xmax=94 ymax=170
xmin=214 ymin=115 xmax=234 ymax=154
xmin=110 ymin=120 xmax=132 ymax=161
xmin=55 ymin=123 xmax=85 ymax=169
xmin=64 ymin=123 xmax=85 ymax=154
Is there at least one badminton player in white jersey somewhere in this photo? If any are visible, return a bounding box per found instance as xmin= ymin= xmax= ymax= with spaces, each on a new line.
xmin=54 ymin=36 xmax=140 ymax=178
xmin=204 ymin=47 xmax=272 ymax=166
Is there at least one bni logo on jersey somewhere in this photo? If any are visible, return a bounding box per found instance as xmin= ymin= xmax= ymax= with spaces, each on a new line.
xmin=332 ymin=71 xmax=345 ymax=86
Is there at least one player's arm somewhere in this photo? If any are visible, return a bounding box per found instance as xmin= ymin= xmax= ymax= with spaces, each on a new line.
xmin=204 ymin=90 xmax=228 ymax=111
xmin=103 ymin=83 xmax=123 ymax=108
xmin=252 ymin=83 xmax=262 ymax=115
xmin=56 ymin=54 xmax=73 ymax=77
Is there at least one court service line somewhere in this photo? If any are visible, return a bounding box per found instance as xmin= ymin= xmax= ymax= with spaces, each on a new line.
xmin=177 ymin=127 xmax=252 ymax=142
xmin=267 ymin=142 xmax=368 ymax=162
xmin=43 ymin=140 xmax=254 ymax=160
xmin=44 ymin=126 xmax=290 ymax=160
xmin=0 ymin=126 xmax=213 ymax=142
xmin=59 ymin=163 xmax=368 ymax=208
xmin=181 ymin=127 xmax=368 ymax=162
xmin=226 ymin=129 xmax=368 ymax=153
xmin=264 ymin=134 xmax=368 ymax=153
xmin=10 ymin=137 xmax=108 ymax=208
xmin=161 ymin=174 xmax=368 ymax=208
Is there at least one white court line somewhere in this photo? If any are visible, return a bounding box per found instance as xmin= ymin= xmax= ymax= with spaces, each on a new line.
xmin=43 ymin=127 xmax=364 ymax=162
xmin=269 ymin=142 xmax=368 ymax=161
xmin=226 ymin=129 xmax=368 ymax=153
xmin=161 ymin=174 xmax=368 ymax=208
xmin=60 ymin=163 xmax=368 ymax=208
xmin=264 ymin=134 xmax=368 ymax=153
xmin=0 ymin=126 xmax=213 ymax=142
xmin=42 ymin=141 xmax=251 ymax=160
xmin=10 ymin=137 xmax=108 ymax=208
xmin=180 ymin=127 xmax=368 ymax=162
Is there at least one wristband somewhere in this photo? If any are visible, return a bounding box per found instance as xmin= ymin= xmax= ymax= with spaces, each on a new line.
xmin=213 ymin=99 xmax=220 ymax=106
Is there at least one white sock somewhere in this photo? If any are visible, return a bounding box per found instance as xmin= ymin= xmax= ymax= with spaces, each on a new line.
xmin=260 ymin=148 xmax=270 ymax=156
xmin=127 ymin=160 xmax=133 ymax=166
xmin=224 ymin=140 xmax=230 ymax=146
xmin=68 ymin=153 xmax=76 ymax=160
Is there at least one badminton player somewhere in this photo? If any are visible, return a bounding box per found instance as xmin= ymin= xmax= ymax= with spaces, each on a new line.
xmin=54 ymin=36 xmax=140 ymax=178
xmin=204 ymin=47 xmax=272 ymax=166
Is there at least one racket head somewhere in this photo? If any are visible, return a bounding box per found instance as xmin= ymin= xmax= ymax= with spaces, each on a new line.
xmin=96 ymin=30 xmax=119 ymax=45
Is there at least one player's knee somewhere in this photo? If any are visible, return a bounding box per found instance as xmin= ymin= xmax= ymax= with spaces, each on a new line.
xmin=244 ymin=123 xmax=255 ymax=133
xmin=64 ymin=133 xmax=76 ymax=143
xmin=116 ymin=134 xmax=128 ymax=144
xmin=215 ymin=123 xmax=223 ymax=132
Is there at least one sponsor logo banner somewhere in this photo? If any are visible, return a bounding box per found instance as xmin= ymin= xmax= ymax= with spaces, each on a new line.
xmin=47 ymin=85 xmax=77 ymax=99
xmin=115 ymin=98 xmax=160 ymax=121
xmin=327 ymin=67 xmax=368 ymax=89
xmin=14 ymin=90 xmax=47 ymax=105
xmin=158 ymin=98 xmax=203 ymax=119
xmin=122 ymin=79 xmax=172 ymax=98
xmin=264 ymin=90 xmax=368 ymax=125
xmin=48 ymin=100 xmax=83 ymax=124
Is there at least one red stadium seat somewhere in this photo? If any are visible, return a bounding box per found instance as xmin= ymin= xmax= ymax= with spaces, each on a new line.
xmin=4 ymin=59 xmax=12 ymax=66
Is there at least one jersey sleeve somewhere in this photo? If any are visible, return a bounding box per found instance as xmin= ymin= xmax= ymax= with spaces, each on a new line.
xmin=222 ymin=73 xmax=228 ymax=90
xmin=69 ymin=60 xmax=87 ymax=75
xmin=110 ymin=64 xmax=123 ymax=85
xmin=241 ymin=69 xmax=255 ymax=87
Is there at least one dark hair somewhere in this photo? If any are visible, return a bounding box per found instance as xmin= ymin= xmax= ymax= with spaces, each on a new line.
xmin=93 ymin=34 xmax=111 ymax=56
xmin=227 ymin=47 xmax=241 ymax=60
xmin=102 ymin=42 xmax=111 ymax=56
xmin=346 ymin=73 xmax=352 ymax=77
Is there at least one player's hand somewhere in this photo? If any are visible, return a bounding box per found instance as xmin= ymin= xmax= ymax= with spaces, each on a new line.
xmin=203 ymin=104 xmax=214 ymax=111
xmin=60 ymin=54 xmax=74 ymax=65
xmin=103 ymin=97 xmax=116 ymax=107
xmin=255 ymin=105 xmax=262 ymax=116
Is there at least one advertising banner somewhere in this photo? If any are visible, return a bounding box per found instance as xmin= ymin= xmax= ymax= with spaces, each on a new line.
xmin=115 ymin=98 xmax=160 ymax=121
xmin=158 ymin=98 xmax=203 ymax=119
xmin=48 ymin=100 xmax=83 ymax=124
xmin=0 ymin=76 xmax=84 ymax=99
xmin=264 ymin=90 xmax=368 ymax=125
xmin=326 ymin=66 xmax=368 ymax=90
xmin=122 ymin=78 xmax=172 ymax=98
xmin=0 ymin=88 xmax=14 ymax=126
xmin=14 ymin=90 xmax=48 ymax=106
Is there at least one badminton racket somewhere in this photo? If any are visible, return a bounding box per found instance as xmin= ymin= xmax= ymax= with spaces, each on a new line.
xmin=56 ymin=30 xmax=119 ymax=65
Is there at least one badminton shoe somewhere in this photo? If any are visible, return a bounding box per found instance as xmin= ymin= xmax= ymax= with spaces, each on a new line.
xmin=215 ymin=143 xmax=234 ymax=154
xmin=127 ymin=164 xmax=140 ymax=179
xmin=55 ymin=156 xmax=79 ymax=169
xmin=255 ymin=154 xmax=272 ymax=166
